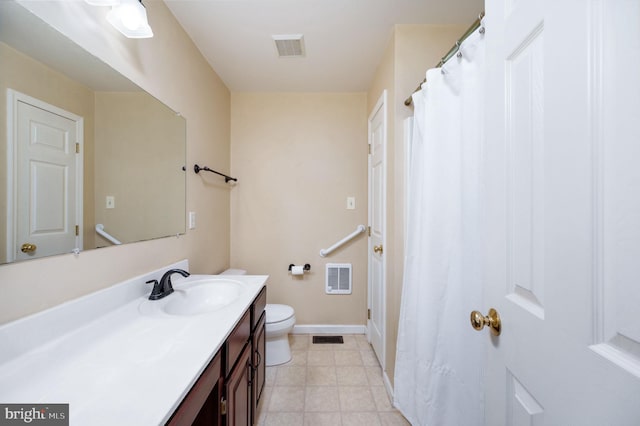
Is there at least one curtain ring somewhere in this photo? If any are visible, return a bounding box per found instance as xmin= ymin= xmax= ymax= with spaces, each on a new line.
xmin=455 ymin=41 xmax=462 ymax=58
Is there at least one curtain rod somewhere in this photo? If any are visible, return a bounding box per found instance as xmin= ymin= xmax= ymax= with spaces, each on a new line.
xmin=404 ymin=11 xmax=485 ymax=107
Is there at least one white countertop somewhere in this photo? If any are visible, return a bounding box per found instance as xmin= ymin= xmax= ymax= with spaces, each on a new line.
xmin=0 ymin=260 xmax=267 ymax=426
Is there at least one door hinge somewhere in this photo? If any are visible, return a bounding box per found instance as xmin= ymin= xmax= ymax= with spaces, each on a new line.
xmin=75 ymin=143 xmax=80 ymax=154
xmin=368 ymin=144 xmax=371 ymax=155
xmin=75 ymin=225 xmax=79 ymax=236
xmin=367 ymin=226 xmax=371 ymax=237
xmin=367 ymin=308 xmax=371 ymax=320
xmin=220 ymin=397 xmax=227 ymax=416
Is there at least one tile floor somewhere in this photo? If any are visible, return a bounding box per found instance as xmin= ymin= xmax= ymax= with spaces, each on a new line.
xmin=255 ymin=334 xmax=410 ymax=426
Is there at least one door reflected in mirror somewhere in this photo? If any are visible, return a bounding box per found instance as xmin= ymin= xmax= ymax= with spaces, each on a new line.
xmin=0 ymin=2 xmax=186 ymax=264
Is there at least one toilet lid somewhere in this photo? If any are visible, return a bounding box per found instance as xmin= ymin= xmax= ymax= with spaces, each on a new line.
xmin=266 ymin=304 xmax=294 ymax=323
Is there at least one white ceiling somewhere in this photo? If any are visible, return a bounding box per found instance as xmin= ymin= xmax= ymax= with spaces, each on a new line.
xmin=164 ymin=0 xmax=484 ymax=92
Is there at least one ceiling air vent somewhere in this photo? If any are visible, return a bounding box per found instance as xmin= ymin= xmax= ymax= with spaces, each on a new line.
xmin=273 ymin=34 xmax=305 ymax=58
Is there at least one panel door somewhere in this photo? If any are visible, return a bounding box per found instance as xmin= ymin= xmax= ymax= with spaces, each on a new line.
xmin=12 ymin=95 xmax=81 ymax=261
xmin=368 ymin=91 xmax=387 ymax=367
xmin=225 ymin=343 xmax=252 ymax=426
xmin=483 ymin=0 xmax=640 ymax=424
xmin=251 ymin=313 xmax=265 ymax=425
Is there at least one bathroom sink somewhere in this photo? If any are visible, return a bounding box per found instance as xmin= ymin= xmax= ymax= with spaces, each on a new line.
xmin=164 ymin=281 xmax=242 ymax=315
xmin=139 ymin=278 xmax=245 ymax=316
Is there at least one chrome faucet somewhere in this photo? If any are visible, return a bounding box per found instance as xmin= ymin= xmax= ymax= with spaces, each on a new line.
xmin=146 ymin=269 xmax=190 ymax=300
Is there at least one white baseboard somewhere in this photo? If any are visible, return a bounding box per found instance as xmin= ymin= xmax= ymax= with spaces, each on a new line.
xmin=292 ymin=324 xmax=367 ymax=335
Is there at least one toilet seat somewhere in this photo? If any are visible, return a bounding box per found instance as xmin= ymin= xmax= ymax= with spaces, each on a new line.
xmin=266 ymin=304 xmax=294 ymax=324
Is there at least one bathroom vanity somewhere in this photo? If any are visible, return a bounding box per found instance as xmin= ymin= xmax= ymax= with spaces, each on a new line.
xmin=168 ymin=286 xmax=267 ymax=425
xmin=0 ymin=261 xmax=268 ymax=425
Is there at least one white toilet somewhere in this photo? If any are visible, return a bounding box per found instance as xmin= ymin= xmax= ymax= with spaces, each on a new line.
xmin=264 ymin=303 xmax=296 ymax=366
xmin=220 ymin=269 xmax=296 ymax=367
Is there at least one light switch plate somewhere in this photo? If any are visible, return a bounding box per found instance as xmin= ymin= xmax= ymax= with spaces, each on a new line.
xmin=347 ymin=197 xmax=356 ymax=210
xmin=188 ymin=211 xmax=196 ymax=229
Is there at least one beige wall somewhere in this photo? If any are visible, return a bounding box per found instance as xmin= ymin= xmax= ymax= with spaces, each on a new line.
xmin=0 ymin=3 xmax=473 ymax=395
xmin=230 ymin=93 xmax=368 ymax=325
xmin=0 ymin=42 xmax=97 ymax=257
xmin=0 ymin=1 xmax=230 ymax=324
xmin=367 ymin=24 xmax=466 ymax=387
xmin=94 ymin=92 xmax=185 ymax=245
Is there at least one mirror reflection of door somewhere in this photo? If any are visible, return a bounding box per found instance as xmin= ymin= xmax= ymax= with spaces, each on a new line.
xmin=7 ymin=90 xmax=83 ymax=262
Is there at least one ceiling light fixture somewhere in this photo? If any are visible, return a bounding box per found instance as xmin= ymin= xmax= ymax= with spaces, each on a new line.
xmin=106 ymin=0 xmax=153 ymax=39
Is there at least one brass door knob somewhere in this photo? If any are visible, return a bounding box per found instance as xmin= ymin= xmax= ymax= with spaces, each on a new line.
xmin=470 ymin=308 xmax=501 ymax=336
xmin=373 ymin=245 xmax=383 ymax=254
xmin=21 ymin=243 xmax=37 ymax=253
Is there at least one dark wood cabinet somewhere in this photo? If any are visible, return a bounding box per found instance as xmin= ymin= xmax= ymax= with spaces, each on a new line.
xmin=224 ymin=343 xmax=252 ymax=426
xmin=251 ymin=312 xmax=266 ymax=424
xmin=250 ymin=286 xmax=266 ymax=425
xmin=166 ymin=286 xmax=266 ymax=426
xmin=225 ymin=310 xmax=251 ymax=374
xmin=223 ymin=309 xmax=252 ymax=426
xmin=167 ymin=351 xmax=222 ymax=426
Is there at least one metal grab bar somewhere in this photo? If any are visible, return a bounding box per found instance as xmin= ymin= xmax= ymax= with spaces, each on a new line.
xmin=95 ymin=224 xmax=122 ymax=245
xmin=319 ymin=224 xmax=366 ymax=257
xmin=193 ymin=164 xmax=237 ymax=183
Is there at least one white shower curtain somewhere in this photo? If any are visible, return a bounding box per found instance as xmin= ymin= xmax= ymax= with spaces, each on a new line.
xmin=394 ymin=25 xmax=486 ymax=426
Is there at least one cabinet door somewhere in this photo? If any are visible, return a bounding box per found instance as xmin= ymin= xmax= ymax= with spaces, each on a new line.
xmin=167 ymin=351 xmax=222 ymax=426
xmin=192 ymin=380 xmax=222 ymax=426
xmin=225 ymin=343 xmax=252 ymax=426
xmin=252 ymin=312 xmax=266 ymax=424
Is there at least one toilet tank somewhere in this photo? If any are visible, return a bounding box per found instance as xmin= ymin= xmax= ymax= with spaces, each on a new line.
xmin=220 ymin=268 xmax=247 ymax=275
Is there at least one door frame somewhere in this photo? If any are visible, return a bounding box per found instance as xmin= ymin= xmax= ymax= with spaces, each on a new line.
xmin=367 ymin=90 xmax=387 ymax=369
xmin=6 ymin=89 xmax=84 ymax=262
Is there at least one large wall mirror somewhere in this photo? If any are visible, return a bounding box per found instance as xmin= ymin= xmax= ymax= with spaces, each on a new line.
xmin=0 ymin=2 xmax=186 ymax=264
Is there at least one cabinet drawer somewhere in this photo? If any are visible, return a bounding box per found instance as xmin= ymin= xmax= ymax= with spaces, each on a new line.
xmin=251 ymin=286 xmax=267 ymax=331
xmin=225 ymin=309 xmax=251 ymax=376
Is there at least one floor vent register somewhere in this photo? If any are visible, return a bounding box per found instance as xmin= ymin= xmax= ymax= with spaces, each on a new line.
xmin=312 ymin=336 xmax=344 ymax=344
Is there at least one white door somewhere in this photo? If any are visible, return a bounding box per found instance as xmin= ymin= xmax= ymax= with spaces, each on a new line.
xmin=482 ymin=0 xmax=640 ymax=424
xmin=368 ymin=91 xmax=386 ymax=367
xmin=7 ymin=91 xmax=83 ymax=262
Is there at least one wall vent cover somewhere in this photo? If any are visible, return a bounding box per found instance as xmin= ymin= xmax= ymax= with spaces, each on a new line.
xmin=326 ymin=263 xmax=352 ymax=294
xmin=273 ymin=34 xmax=305 ymax=57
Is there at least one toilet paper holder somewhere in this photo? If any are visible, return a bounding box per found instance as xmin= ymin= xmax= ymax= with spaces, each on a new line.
xmin=288 ymin=264 xmax=311 ymax=272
